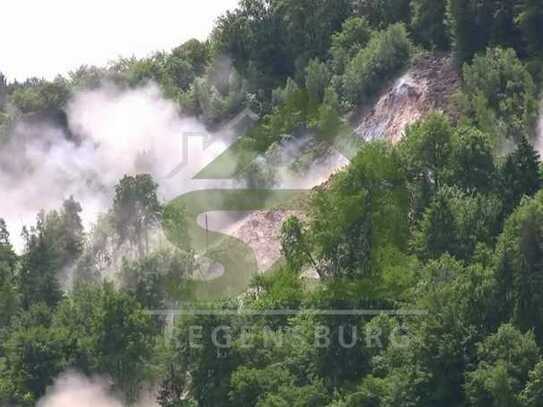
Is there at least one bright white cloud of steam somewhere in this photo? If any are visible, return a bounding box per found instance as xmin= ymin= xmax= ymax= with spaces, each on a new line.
xmin=1 ymin=83 xmax=349 ymax=405
xmin=37 ymin=371 xmax=124 ymax=407
xmin=0 ymin=83 xmax=232 ymax=251
xmin=0 ymin=81 xmax=348 ymax=254
xmin=264 ymin=134 xmax=349 ymax=189
xmin=37 ymin=370 xmax=160 ymax=407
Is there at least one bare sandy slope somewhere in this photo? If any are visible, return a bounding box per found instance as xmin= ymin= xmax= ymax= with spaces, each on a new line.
xmin=197 ymin=210 xmax=304 ymax=272
xmin=354 ymin=53 xmax=460 ymax=143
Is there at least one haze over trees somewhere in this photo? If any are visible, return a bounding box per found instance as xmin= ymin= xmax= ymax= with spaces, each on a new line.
xmin=0 ymin=0 xmax=543 ymax=405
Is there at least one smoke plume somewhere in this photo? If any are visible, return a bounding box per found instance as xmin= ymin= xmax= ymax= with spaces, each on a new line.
xmin=37 ymin=371 xmax=123 ymax=407
xmin=0 ymin=83 xmax=230 ymax=251
xmin=0 ymin=82 xmax=349 ymax=254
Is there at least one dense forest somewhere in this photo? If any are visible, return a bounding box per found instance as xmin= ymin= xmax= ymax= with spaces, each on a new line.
xmin=1 ymin=0 xmax=543 ymax=405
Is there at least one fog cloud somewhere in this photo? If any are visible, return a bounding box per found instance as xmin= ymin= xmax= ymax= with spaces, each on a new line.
xmin=0 ymin=83 xmax=230 ymax=251
xmin=37 ymin=371 xmax=123 ymax=407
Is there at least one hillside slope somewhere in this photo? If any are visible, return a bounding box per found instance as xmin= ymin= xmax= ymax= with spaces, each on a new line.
xmin=215 ymin=53 xmax=461 ymax=273
xmin=354 ymin=53 xmax=460 ymax=143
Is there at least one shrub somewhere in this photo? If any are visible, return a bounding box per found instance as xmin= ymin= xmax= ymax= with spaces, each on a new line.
xmin=342 ymin=23 xmax=411 ymax=105
xmin=458 ymin=47 xmax=538 ymax=144
xmin=305 ymin=59 xmax=330 ymax=104
xmin=330 ymin=17 xmax=373 ymax=74
xmin=271 ymin=77 xmax=299 ymax=107
xmin=317 ymin=87 xmax=342 ymax=139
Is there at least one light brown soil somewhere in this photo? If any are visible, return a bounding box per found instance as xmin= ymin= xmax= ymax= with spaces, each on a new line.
xmin=199 ymin=210 xmax=305 ymax=272
xmin=353 ymin=53 xmax=460 ymax=143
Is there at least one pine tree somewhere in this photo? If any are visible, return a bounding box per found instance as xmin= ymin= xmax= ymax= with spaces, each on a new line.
xmin=447 ymin=0 xmax=497 ymax=64
xmin=517 ymin=0 xmax=543 ymax=57
xmin=411 ymin=0 xmax=450 ymax=50
xmin=0 ymin=219 xmax=18 ymax=329
xmin=500 ymin=136 xmax=542 ymax=215
xmin=19 ymin=214 xmax=64 ymax=309
xmin=496 ymin=193 xmax=543 ymax=341
xmin=447 ymin=0 xmax=479 ymax=64
xmin=491 ymin=0 xmax=523 ymax=52
xmin=59 ymin=196 xmax=84 ymax=264
xmin=0 ymin=218 xmax=16 ymax=268
xmin=113 ymin=174 xmax=163 ymax=258
xmin=0 ymin=72 xmax=7 ymax=111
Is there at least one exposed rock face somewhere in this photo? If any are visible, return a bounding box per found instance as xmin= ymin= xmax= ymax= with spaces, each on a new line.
xmin=354 ymin=53 xmax=460 ymax=143
xmin=201 ymin=210 xmax=304 ymax=272
xmin=213 ymin=55 xmax=461 ymax=274
xmin=230 ymin=210 xmax=303 ymax=271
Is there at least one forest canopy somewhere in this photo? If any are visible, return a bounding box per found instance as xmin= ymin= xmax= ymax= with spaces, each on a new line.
xmin=0 ymin=0 xmax=543 ymax=405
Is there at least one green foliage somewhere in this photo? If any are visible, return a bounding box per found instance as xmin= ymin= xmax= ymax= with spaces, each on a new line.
xmin=111 ymin=50 xmax=199 ymax=98
xmin=465 ymin=324 xmax=539 ymax=406
xmin=520 ymin=360 xmax=543 ymax=406
xmin=411 ymin=0 xmax=449 ymax=50
xmin=68 ymin=65 xmax=108 ymax=90
xmin=249 ymin=266 xmax=305 ymax=312
xmin=85 ymin=284 xmax=155 ymax=401
xmin=278 ymin=0 xmax=352 ymax=80
xmin=413 ymin=187 xmax=501 ymax=262
xmin=399 ymin=113 xmax=454 ymax=216
xmin=459 ymin=47 xmax=538 ymax=144
xmin=163 ymin=203 xmax=191 ymax=251
xmin=72 ymin=213 xmax=116 ymax=285
xmin=330 ymin=17 xmax=373 ymax=74
xmin=500 ymin=136 xmax=542 ymax=215
xmin=190 ymin=59 xmax=248 ymax=125
xmin=161 ymin=302 xmax=241 ymax=406
xmin=17 ymin=196 xmax=84 ymax=310
xmin=447 ymin=0 xmax=483 ymax=64
xmin=230 ymin=365 xmax=329 ymax=406
xmin=517 ymin=0 xmax=543 ymax=57
xmin=57 ymin=196 xmax=85 ymax=264
xmin=0 ymin=72 xmax=7 ymax=111
xmin=353 ymin=0 xmax=411 ymax=28
xmin=0 ymin=304 xmax=72 ymax=406
xmin=271 ymin=77 xmax=299 ymax=107
xmin=309 ymin=142 xmax=409 ymax=281
xmin=52 ymin=282 xmax=157 ymax=403
xmin=491 ymin=0 xmax=524 ymax=52
xmin=343 ymin=24 xmax=411 ymax=105
xmin=447 ymin=0 xmax=523 ymax=65
xmin=211 ymin=0 xmax=291 ymax=89
xmin=19 ymin=216 xmax=64 ymax=309
xmin=304 ymin=59 xmax=330 ymax=104
xmin=280 ymin=216 xmax=313 ymax=271
xmin=2 ymin=197 xmax=82 ymax=312
xmin=266 ymin=88 xmax=314 ymax=139
xmin=159 ymin=56 xmax=195 ymax=94
xmin=370 ymin=256 xmax=497 ymax=405
xmin=113 ymin=54 xmax=165 ymax=86
xmin=4 ymin=2 xmax=543 ymax=405
xmin=212 ymin=0 xmax=352 ymax=88
xmin=0 ymin=219 xmax=18 ymax=330
xmin=171 ymin=39 xmax=210 ymax=76
xmin=444 ymin=126 xmax=496 ymax=193
xmin=120 ymin=249 xmax=195 ymax=309
xmin=10 ymin=77 xmax=70 ymax=114
xmin=494 ymin=191 xmax=543 ymax=340
xmin=112 ymin=174 xmax=163 ymax=258
xmin=246 ymin=87 xmax=315 ymax=152
xmin=241 ymin=156 xmax=278 ymax=189
xmin=316 ymin=87 xmax=342 ymax=140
